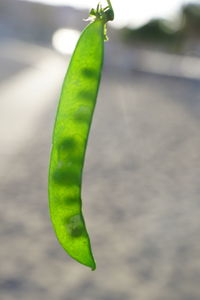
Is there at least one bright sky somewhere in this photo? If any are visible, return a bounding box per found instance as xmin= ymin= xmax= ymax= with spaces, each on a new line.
xmin=24 ymin=0 xmax=197 ymax=27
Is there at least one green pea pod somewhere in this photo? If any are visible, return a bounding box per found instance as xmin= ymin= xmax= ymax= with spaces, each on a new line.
xmin=48 ymin=1 xmax=114 ymax=270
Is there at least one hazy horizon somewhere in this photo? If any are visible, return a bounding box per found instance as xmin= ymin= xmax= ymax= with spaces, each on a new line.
xmin=21 ymin=0 xmax=197 ymax=28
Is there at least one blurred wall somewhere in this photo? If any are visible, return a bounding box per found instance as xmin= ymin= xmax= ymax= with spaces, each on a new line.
xmin=0 ymin=0 xmax=88 ymax=45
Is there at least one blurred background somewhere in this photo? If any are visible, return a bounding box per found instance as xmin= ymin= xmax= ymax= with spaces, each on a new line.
xmin=1 ymin=0 xmax=200 ymax=299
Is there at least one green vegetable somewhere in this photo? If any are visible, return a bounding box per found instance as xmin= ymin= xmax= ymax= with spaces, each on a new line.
xmin=48 ymin=1 xmax=114 ymax=270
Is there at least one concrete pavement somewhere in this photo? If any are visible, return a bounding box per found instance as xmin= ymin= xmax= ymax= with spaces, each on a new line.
xmin=1 ymin=40 xmax=200 ymax=300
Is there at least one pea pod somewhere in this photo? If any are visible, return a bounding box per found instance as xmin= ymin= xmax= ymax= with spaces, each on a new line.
xmin=48 ymin=1 xmax=114 ymax=270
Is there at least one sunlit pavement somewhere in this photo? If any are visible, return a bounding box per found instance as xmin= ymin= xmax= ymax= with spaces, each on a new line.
xmin=1 ymin=39 xmax=200 ymax=300
xmin=0 ymin=40 xmax=66 ymax=176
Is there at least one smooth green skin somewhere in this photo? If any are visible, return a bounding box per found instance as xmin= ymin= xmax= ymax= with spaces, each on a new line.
xmin=48 ymin=20 xmax=105 ymax=270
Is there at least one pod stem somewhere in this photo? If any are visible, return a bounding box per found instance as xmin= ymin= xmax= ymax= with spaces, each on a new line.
xmin=105 ymin=0 xmax=114 ymax=22
xmin=106 ymin=0 xmax=114 ymax=16
xmin=89 ymin=0 xmax=114 ymax=23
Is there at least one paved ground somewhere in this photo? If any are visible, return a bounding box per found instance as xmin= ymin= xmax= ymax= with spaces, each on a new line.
xmin=1 ymin=40 xmax=200 ymax=300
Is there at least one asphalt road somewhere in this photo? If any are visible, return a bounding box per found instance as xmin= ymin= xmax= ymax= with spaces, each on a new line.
xmin=1 ymin=40 xmax=200 ymax=300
